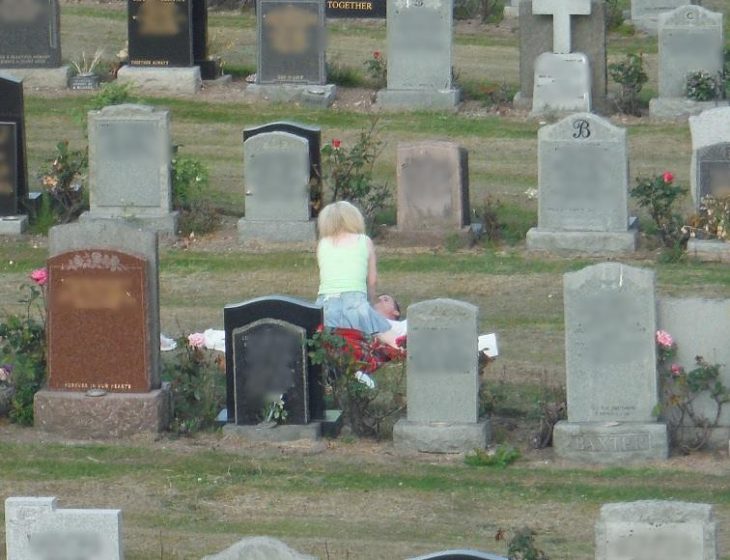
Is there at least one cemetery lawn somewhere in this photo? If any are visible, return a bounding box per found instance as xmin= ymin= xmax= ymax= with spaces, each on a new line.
xmin=3 ymin=1 xmax=730 ymax=557
xmin=0 ymin=426 xmax=730 ymax=560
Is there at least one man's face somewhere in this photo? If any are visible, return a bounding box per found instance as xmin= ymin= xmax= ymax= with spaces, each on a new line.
xmin=375 ymin=295 xmax=399 ymax=320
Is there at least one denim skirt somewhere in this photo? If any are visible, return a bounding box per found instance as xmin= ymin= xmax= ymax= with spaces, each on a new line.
xmin=315 ymin=292 xmax=391 ymax=335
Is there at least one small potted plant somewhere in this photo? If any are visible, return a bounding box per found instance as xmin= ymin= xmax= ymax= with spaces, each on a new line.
xmin=69 ymin=48 xmax=105 ymax=91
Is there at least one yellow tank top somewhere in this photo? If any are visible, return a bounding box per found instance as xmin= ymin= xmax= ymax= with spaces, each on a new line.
xmin=317 ymin=235 xmax=369 ymax=295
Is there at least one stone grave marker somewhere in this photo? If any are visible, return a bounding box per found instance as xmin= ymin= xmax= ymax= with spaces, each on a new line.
xmin=631 ymin=0 xmax=690 ymax=34
xmin=689 ymin=107 xmax=730 ymax=207
xmin=397 ymin=141 xmax=469 ymax=232
xmin=238 ymin=130 xmax=316 ymax=243
xmin=34 ymin=221 xmax=171 ymax=439
xmin=596 ymin=501 xmax=717 ymax=560
xmin=119 ymin=0 xmax=207 ymax=93
xmin=0 ymin=73 xmax=27 ymax=233
xmin=393 ymin=299 xmax=490 ymax=453
xmin=526 ymin=113 xmax=637 ymax=254
xmin=0 ymin=0 xmax=61 ymax=68
xmin=203 ymin=537 xmax=317 ymax=560
xmin=658 ymin=298 xmax=730 ymax=447
xmin=127 ymin=0 xmax=194 ymax=67
xmin=223 ymin=296 xmax=324 ymax=440
xmin=243 ymin=121 xmax=322 ymax=189
xmin=650 ymin=5 xmax=725 ymax=118
xmin=376 ymin=0 xmax=459 ymax=110
xmin=553 ymin=263 xmax=668 ymax=463
xmin=81 ymin=104 xmax=178 ymax=236
xmin=409 ymin=552 xmax=507 ymax=560
xmin=249 ymin=0 xmax=335 ymax=106
xmin=5 ymin=497 xmax=123 ymax=560
xmin=517 ymin=0 xmax=606 ymax=112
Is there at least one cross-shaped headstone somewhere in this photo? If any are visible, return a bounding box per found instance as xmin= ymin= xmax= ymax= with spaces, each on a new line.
xmin=533 ymin=0 xmax=592 ymax=54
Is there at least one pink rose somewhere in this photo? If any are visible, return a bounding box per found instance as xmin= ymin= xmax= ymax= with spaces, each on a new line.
xmin=662 ymin=171 xmax=674 ymax=184
xmin=670 ymin=364 xmax=683 ymax=376
xmin=0 ymin=368 xmax=9 ymax=382
xmin=30 ymin=267 xmax=48 ymax=286
xmin=656 ymin=330 xmax=674 ymax=349
xmin=373 ymin=51 xmax=381 ymax=60
xmin=187 ymin=333 xmax=206 ymax=349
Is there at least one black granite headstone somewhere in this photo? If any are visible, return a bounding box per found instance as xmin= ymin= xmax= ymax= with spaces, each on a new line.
xmin=257 ymin=0 xmax=325 ymax=85
xmin=325 ymin=0 xmax=385 ymax=18
xmin=243 ymin=122 xmax=321 ymax=186
xmin=697 ymin=143 xmax=730 ymax=202
xmin=0 ymin=0 xmax=61 ymax=68
xmin=409 ymin=551 xmax=507 ymax=560
xmin=0 ymin=74 xmax=26 ymax=215
xmin=128 ymin=0 xmax=194 ymax=67
xmin=224 ymin=296 xmax=324 ymax=426
xmin=191 ymin=0 xmax=219 ymax=79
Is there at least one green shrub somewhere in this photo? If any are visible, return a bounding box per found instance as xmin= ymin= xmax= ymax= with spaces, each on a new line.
xmin=0 ymin=274 xmax=47 ymax=426
xmin=88 ymin=82 xmax=137 ymax=111
xmin=506 ymin=527 xmax=550 ymax=560
xmin=630 ymin=172 xmax=688 ymax=258
xmin=171 ymin=155 xmax=220 ymax=236
xmin=37 ymin=140 xmax=89 ymax=226
xmin=363 ymin=51 xmax=387 ymax=89
xmin=465 ymin=444 xmax=521 ymax=468
xmin=609 ymin=52 xmax=648 ymax=116
xmin=686 ymin=71 xmax=724 ymax=102
xmin=161 ymin=335 xmax=226 ymax=434
xmin=326 ymin=60 xmax=365 ymax=88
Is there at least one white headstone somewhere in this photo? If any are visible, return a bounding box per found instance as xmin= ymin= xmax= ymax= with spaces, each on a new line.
xmin=596 ymin=501 xmax=717 ymax=560
xmin=532 ymin=53 xmax=591 ymax=113
xmin=5 ymin=497 xmax=123 ymax=560
xmin=689 ymin=107 xmax=730 ymax=207
xmin=532 ymin=0 xmax=592 ymax=53
xmin=631 ymin=0 xmax=689 ymax=33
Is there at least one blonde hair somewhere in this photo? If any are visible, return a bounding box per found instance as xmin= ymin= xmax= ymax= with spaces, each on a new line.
xmin=317 ymin=201 xmax=366 ymax=238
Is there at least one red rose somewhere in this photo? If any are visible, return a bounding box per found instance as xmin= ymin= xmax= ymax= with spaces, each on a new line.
xmin=373 ymin=51 xmax=381 ymax=60
xmin=332 ymin=139 xmax=342 ymax=149
xmin=662 ymin=171 xmax=674 ymax=184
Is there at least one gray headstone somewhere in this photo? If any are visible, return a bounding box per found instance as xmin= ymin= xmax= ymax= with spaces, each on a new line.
xmin=537 ymin=114 xmax=629 ymax=232
xmin=0 ymin=0 xmax=61 ymax=68
xmin=406 ymin=299 xmax=479 ymax=424
xmin=527 ymin=113 xmax=637 ymax=254
xmin=564 ymin=263 xmax=658 ymax=423
xmin=202 ymin=537 xmax=317 ymax=560
xmin=238 ymin=131 xmax=315 ymax=243
xmin=5 ymin=497 xmax=123 ymax=560
xmin=689 ymin=108 xmax=730 ymax=207
xmin=657 ymin=298 xmax=730 ymax=444
xmin=84 ymin=104 xmax=177 ymax=235
xmin=596 ymin=501 xmax=717 ymax=560
xmin=396 ymin=141 xmax=469 ymax=232
xmin=48 ymin=221 xmax=161 ymax=391
xmin=532 ymin=52 xmax=591 ymax=113
xmin=518 ymin=0 xmax=606 ymax=108
xmin=377 ymin=0 xmax=459 ymax=109
xmin=257 ymin=0 xmax=326 ymax=85
xmin=631 ymin=0 xmax=691 ymax=33
xmin=387 ymin=0 xmax=452 ymax=91
xmin=657 ymin=5 xmax=724 ymax=99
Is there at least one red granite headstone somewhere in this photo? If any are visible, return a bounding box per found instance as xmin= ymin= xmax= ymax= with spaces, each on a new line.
xmin=47 ymin=249 xmax=151 ymax=393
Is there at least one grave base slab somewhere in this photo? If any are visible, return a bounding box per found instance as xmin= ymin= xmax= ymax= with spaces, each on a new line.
xmin=393 ymin=418 xmax=490 ymax=454
xmin=553 ymin=421 xmax=668 ymax=464
xmin=34 ymin=384 xmax=172 ymax=439
xmin=650 ymin=98 xmax=730 ymax=120
xmin=0 ymin=215 xmax=28 ymax=235
xmin=237 ymin=218 xmax=317 ymax=244
xmin=117 ymin=66 xmax=202 ymax=95
xmin=526 ymin=228 xmax=637 ymax=255
xmin=223 ymin=422 xmax=322 ymax=442
xmin=687 ymin=239 xmax=730 ymax=263
xmin=246 ymin=84 xmax=336 ymax=108
xmin=204 ymin=74 xmax=233 ymax=87
xmin=0 ymin=66 xmax=71 ymax=89
xmin=79 ymin=211 xmax=179 ymax=237
xmin=376 ymin=88 xmax=460 ymax=111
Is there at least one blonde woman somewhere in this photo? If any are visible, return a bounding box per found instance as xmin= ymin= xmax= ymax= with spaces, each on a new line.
xmin=316 ymin=201 xmax=397 ymax=345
